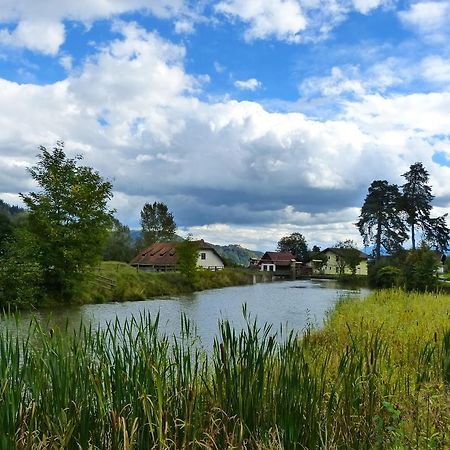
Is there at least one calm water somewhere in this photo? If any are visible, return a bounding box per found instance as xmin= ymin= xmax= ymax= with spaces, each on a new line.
xmin=2 ymin=279 xmax=370 ymax=349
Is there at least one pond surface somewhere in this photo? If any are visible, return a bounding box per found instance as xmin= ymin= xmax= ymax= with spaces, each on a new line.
xmin=2 ymin=279 xmax=370 ymax=349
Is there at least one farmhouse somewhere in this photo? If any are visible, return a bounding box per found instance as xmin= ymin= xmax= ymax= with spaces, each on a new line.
xmin=130 ymin=240 xmax=225 ymax=272
xmin=309 ymin=248 xmax=369 ymax=276
xmin=258 ymin=251 xmax=297 ymax=272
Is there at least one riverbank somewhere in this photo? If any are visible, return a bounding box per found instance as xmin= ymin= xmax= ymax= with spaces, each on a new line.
xmin=2 ymin=288 xmax=450 ymax=448
xmin=79 ymin=261 xmax=254 ymax=304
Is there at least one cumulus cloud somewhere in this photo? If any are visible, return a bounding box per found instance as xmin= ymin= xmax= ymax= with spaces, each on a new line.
xmin=0 ymin=19 xmax=65 ymax=55
xmin=0 ymin=22 xmax=449 ymax=249
xmin=215 ymin=0 xmax=392 ymax=43
xmin=398 ymin=1 xmax=450 ymax=40
xmin=215 ymin=0 xmax=307 ymax=42
xmin=0 ymin=0 xmax=194 ymax=53
xmin=234 ymin=78 xmax=262 ymax=90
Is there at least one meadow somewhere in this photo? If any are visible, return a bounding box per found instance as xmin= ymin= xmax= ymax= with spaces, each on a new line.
xmin=81 ymin=262 xmax=252 ymax=304
xmin=1 ymin=289 xmax=450 ymax=448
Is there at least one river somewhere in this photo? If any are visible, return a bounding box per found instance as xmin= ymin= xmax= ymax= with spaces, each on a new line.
xmin=2 ymin=279 xmax=370 ymax=349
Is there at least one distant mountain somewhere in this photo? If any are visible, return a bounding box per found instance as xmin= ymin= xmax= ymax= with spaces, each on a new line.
xmin=213 ymin=244 xmax=263 ymax=267
xmin=129 ymin=230 xmax=262 ymax=266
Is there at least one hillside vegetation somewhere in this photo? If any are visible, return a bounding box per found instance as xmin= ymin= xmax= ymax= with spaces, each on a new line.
xmin=80 ymin=262 xmax=252 ymax=304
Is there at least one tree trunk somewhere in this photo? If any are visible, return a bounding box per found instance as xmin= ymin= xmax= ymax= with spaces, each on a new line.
xmin=411 ymin=222 xmax=415 ymax=250
xmin=376 ymin=217 xmax=382 ymax=259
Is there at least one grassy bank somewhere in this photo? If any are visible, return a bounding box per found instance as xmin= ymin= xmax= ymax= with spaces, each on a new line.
xmin=2 ymin=289 xmax=450 ymax=448
xmin=80 ymin=262 xmax=252 ymax=304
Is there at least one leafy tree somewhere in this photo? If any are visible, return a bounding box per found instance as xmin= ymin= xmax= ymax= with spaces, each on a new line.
xmin=277 ymin=232 xmax=308 ymax=261
xmin=177 ymin=236 xmax=198 ymax=284
xmin=140 ymin=202 xmax=176 ymax=247
xmin=103 ymin=218 xmax=134 ymax=262
xmin=401 ymin=162 xmax=449 ymax=251
xmin=0 ymin=213 xmax=13 ymax=254
xmin=0 ymin=225 xmax=43 ymax=308
xmin=20 ymin=142 xmax=114 ymax=302
xmin=334 ymin=240 xmax=362 ymax=275
xmin=357 ymin=180 xmax=408 ymax=259
xmin=402 ymin=243 xmax=439 ymax=292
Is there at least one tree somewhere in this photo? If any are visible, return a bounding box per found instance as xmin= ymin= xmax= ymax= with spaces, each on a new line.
xmin=401 ymin=162 xmax=449 ymax=251
xmin=334 ymin=240 xmax=361 ymax=275
xmin=402 ymin=243 xmax=439 ymax=292
xmin=103 ymin=218 xmax=134 ymax=262
xmin=176 ymin=236 xmax=198 ymax=284
xmin=20 ymin=142 xmax=114 ymax=301
xmin=140 ymin=202 xmax=176 ymax=247
xmin=356 ymin=180 xmax=408 ymax=259
xmin=277 ymin=232 xmax=308 ymax=261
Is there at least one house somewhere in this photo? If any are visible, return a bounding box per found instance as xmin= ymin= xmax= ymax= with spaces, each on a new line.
xmin=258 ymin=251 xmax=297 ymax=272
xmin=309 ymin=248 xmax=369 ymax=276
xmin=130 ymin=240 xmax=225 ymax=272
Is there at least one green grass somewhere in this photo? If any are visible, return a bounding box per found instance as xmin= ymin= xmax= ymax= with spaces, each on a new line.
xmin=2 ymin=289 xmax=450 ymax=448
xmin=78 ymin=262 xmax=252 ymax=304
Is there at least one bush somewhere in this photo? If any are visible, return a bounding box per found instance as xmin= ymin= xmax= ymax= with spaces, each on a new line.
xmin=374 ymin=265 xmax=401 ymax=288
xmin=402 ymin=244 xmax=439 ymax=292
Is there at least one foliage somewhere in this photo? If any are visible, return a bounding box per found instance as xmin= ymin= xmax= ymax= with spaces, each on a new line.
xmin=356 ymin=180 xmax=408 ymax=259
xmin=20 ymin=142 xmax=114 ymax=302
xmin=402 ymin=243 xmax=439 ymax=292
xmin=334 ymin=239 xmax=362 ymax=275
xmin=102 ymin=217 xmax=134 ymax=262
xmin=213 ymin=244 xmax=263 ymax=266
xmin=83 ymin=262 xmax=251 ymax=302
xmin=402 ymin=162 xmax=449 ymax=251
xmin=374 ymin=265 xmax=401 ymax=288
xmin=140 ymin=201 xmax=176 ymax=247
xmin=176 ymin=237 xmax=199 ymax=284
xmin=0 ymin=212 xmax=13 ymax=254
xmin=0 ymin=227 xmax=43 ymax=308
xmin=277 ymin=232 xmax=308 ymax=261
xmin=2 ymin=290 xmax=450 ymax=448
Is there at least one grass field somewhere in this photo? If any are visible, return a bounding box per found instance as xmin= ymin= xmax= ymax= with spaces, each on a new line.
xmin=80 ymin=261 xmax=252 ymax=304
xmin=2 ymin=289 xmax=450 ymax=448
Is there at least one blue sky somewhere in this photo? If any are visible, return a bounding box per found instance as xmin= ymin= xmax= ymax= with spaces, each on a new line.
xmin=0 ymin=0 xmax=449 ymax=250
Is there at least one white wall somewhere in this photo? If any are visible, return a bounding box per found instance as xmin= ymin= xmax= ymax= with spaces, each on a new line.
xmin=197 ymin=249 xmax=224 ymax=269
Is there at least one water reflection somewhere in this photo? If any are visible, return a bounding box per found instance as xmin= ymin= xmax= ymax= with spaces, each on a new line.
xmin=1 ymin=279 xmax=370 ymax=350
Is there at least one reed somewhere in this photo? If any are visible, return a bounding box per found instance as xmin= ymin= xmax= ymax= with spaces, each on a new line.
xmin=1 ymin=289 xmax=450 ymax=448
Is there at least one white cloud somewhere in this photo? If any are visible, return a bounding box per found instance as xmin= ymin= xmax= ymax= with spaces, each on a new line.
xmin=215 ymin=0 xmax=392 ymax=43
xmin=0 ymin=0 xmax=194 ymax=54
xmin=234 ymin=78 xmax=262 ymax=90
xmin=0 ymin=19 xmax=65 ymax=55
xmin=398 ymin=1 xmax=450 ymax=40
xmin=215 ymin=0 xmax=307 ymax=42
xmin=0 ymin=22 xmax=450 ymax=250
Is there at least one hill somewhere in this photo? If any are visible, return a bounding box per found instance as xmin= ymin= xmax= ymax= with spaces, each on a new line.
xmin=213 ymin=244 xmax=263 ymax=267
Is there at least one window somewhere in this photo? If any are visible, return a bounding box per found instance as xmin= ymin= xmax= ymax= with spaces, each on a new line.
xmin=201 ymin=252 xmax=206 ymax=260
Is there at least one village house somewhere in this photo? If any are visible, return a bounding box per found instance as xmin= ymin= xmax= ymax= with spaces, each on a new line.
xmin=130 ymin=240 xmax=225 ymax=272
xmin=258 ymin=251 xmax=297 ymax=272
xmin=309 ymin=248 xmax=369 ymax=276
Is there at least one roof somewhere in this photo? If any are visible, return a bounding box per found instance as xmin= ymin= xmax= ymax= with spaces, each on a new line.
xmin=259 ymin=251 xmax=296 ymax=266
xmin=130 ymin=239 xmax=224 ymax=266
xmin=321 ymin=248 xmax=368 ymax=259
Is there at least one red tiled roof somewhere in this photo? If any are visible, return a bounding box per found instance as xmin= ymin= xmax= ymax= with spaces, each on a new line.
xmin=259 ymin=251 xmax=296 ymax=266
xmin=130 ymin=239 xmax=224 ymax=266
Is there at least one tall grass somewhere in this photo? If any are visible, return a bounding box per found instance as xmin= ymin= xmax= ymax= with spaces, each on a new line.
xmin=1 ymin=289 xmax=450 ymax=448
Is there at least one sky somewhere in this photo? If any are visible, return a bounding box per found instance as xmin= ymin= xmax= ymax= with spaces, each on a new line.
xmin=1 ymin=0 xmax=450 ymax=252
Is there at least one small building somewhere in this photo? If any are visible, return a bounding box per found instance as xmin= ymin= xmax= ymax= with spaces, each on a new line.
xmin=130 ymin=240 xmax=225 ymax=272
xmin=309 ymin=248 xmax=369 ymax=276
xmin=258 ymin=251 xmax=296 ymax=272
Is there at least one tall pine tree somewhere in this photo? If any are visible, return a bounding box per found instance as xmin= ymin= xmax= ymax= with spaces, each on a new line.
xmin=357 ymin=180 xmax=408 ymax=259
xmin=401 ymin=162 xmax=449 ymax=252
